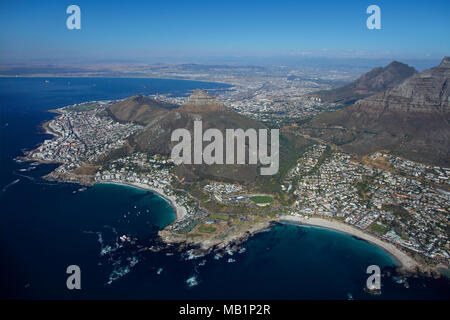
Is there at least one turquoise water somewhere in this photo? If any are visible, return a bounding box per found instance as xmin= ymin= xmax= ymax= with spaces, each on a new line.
xmin=0 ymin=77 xmax=449 ymax=299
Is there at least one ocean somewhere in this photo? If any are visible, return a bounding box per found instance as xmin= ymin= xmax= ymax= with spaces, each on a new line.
xmin=0 ymin=77 xmax=449 ymax=299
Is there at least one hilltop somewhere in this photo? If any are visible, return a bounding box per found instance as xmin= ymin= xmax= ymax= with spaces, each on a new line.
xmin=101 ymin=95 xmax=178 ymax=125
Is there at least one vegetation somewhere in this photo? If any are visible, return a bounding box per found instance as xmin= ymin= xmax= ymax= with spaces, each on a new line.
xmin=382 ymin=204 xmax=411 ymax=221
xmin=209 ymin=214 xmax=229 ymax=221
xmin=257 ymin=132 xmax=312 ymax=194
xmin=65 ymin=103 xmax=98 ymax=112
xmin=185 ymin=233 xmax=202 ymax=238
xmin=356 ymin=180 xmax=370 ymax=199
xmin=310 ymin=145 xmax=333 ymax=175
xmin=368 ymin=222 xmax=390 ymax=234
xmin=250 ymin=195 xmax=273 ymax=204
xmin=197 ymin=224 xmax=217 ymax=234
xmin=180 ymin=220 xmax=201 ymax=233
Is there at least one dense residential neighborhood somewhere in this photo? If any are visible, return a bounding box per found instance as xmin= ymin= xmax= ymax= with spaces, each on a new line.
xmin=287 ymin=145 xmax=449 ymax=263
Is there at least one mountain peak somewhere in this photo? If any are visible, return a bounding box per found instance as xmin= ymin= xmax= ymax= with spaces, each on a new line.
xmin=439 ymin=56 xmax=450 ymax=67
xmin=386 ymin=60 xmax=411 ymax=70
xmin=187 ymin=89 xmax=217 ymax=106
xmin=181 ymin=89 xmax=226 ymax=112
xmin=302 ymin=58 xmax=450 ymax=166
xmin=310 ymin=60 xmax=416 ymax=106
xmin=387 ymin=60 xmax=402 ymax=67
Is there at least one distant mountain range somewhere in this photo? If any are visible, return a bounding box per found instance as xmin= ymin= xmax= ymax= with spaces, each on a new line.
xmin=300 ymin=57 xmax=450 ymax=166
xmin=309 ymin=61 xmax=418 ymax=106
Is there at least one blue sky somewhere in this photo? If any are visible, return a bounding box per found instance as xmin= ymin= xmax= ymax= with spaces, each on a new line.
xmin=0 ymin=0 xmax=449 ymax=63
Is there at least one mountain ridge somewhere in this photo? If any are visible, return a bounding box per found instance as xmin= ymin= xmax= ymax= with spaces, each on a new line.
xmin=99 ymin=90 xmax=308 ymax=189
xmin=299 ymin=57 xmax=450 ymax=166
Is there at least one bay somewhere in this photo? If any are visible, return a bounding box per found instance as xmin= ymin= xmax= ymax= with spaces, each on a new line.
xmin=0 ymin=77 xmax=448 ymax=299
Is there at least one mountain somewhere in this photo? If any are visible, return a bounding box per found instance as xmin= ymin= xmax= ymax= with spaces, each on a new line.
xmin=100 ymin=90 xmax=308 ymax=189
xmin=102 ymin=95 xmax=178 ymax=125
xmin=300 ymin=57 xmax=450 ymax=166
xmin=310 ymin=61 xmax=417 ymax=106
xmin=128 ymin=90 xmax=266 ymax=156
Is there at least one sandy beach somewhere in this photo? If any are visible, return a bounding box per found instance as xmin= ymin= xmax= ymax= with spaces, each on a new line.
xmin=279 ymin=215 xmax=419 ymax=272
xmin=89 ymin=181 xmax=421 ymax=272
xmin=100 ymin=181 xmax=187 ymax=220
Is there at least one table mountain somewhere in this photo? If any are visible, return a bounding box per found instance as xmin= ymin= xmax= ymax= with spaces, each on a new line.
xmin=300 ymin=57 xmax=450 ymax=166
xmin=310 ymin=61 xmax=417 ymax=106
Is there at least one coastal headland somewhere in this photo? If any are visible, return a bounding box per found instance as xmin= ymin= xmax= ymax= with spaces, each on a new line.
xmin=94 ymin=179 xmax=427 ymax=274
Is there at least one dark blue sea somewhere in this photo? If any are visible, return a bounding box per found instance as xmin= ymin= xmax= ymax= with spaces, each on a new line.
xmin=0 ymin=77 xmax=449 ymax=299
